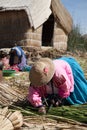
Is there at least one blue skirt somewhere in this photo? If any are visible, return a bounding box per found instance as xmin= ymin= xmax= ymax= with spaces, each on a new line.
xmin=60 ymin=57 xmax=87 ymax=105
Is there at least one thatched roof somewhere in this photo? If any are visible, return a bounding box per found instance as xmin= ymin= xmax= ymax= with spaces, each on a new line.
xmin=0 ymin=0 xmax=73 ymax=33
xmin=51 ymin=0 xmax=73 ymax=33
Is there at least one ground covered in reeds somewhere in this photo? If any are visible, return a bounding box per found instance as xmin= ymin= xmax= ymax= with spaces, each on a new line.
xmin=1 ymin=47 xmax=87 ymax=129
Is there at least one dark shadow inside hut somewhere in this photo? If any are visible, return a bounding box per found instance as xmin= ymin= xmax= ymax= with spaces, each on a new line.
xmin=42 ymin=14 xmax=55 ymax=47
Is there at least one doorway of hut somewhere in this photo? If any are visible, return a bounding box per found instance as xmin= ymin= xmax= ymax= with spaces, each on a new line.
xmin=42 ymin=14 xmax=54 ymax=46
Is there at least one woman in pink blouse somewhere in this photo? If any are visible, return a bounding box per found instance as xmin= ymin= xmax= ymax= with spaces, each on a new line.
xmin=27 ymin=57 xmax=87 ymax=114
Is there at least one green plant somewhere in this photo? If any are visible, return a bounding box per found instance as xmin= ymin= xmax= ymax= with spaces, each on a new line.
xmin=67 ymin=24 xmax=87 ymax=52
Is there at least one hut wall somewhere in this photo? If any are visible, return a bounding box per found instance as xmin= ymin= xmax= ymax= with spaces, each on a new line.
xmin=53 ymin=23 xmax=68 ymax=50
xmin=25 ymin=27 xmax=42 ymax=47
xmin=0 ymin=10 xmax=42 ymax=48
xmin=0 ymin=10 xmax=30 ymax=48
xmin=0 ymin=10 xmax=67 ymax=51
xmin=23 ymin=23 xmax=68 ymax=51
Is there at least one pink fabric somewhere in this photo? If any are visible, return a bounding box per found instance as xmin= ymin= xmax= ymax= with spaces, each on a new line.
xmin=1 ymin=57 xmax=10 ymax=69
xmin=27 ymin=59 xmax=74 ymax=107
xmin=8 ymin=64 xmax=20 ymax=72
xmin=53 ymin=59 xmax=74 ymax=98
xmin=1 ymin=57 xmax=19 ymax=72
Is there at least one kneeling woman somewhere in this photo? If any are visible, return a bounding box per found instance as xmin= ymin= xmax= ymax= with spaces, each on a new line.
xmin=27 ymin=57 xmax=87 ymax=114
xmin=9 ymin=46 xmax=31 ymax=71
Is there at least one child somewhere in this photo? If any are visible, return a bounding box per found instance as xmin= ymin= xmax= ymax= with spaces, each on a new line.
xmin=0 ymin=50 xmax=10 ymax=70
xmin=27 ymin=57 xmax=87 ymax=114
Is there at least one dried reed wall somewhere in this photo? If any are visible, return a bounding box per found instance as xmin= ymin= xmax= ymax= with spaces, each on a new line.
xmin=0 ymin=11 xmax=67 ymax=51
xmin=25 ymin=27 xmax=42 ymax=47
xmin=26 ymin=23 xmax=68 ymax=51
xmin=0 ymin=10 xmax=30 ymax=48
xmin=53 ymin=23 xmax=68 ymax=50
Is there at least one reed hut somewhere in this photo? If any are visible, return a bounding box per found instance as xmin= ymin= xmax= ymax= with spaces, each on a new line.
xmin=0 ymin=0 xmax=73 ymax=50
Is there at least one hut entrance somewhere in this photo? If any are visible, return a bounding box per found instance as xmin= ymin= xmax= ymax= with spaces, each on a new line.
xmin=42 ymin=14 xmax=54 ymax=46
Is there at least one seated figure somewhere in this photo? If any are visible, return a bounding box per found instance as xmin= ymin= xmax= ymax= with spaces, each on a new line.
xmin=9 ymin=46 xmax=31 ymax=72
xmin=0 ymin=50 xmax=10 ymax=70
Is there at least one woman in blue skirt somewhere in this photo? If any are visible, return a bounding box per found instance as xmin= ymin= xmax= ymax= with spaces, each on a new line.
xmin=27 ymin=57 xmax=87 ymax=114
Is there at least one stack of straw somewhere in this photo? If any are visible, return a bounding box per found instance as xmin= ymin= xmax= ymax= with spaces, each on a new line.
xmin=0 ymin=83 xmax=25 ymax=106
xmin=0 ymin=107 xmax=23 ymax=130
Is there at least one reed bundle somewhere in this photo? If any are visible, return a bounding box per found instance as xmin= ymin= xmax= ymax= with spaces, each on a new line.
xmin=0 ymin=83 xmax=24 ymax=106
xmin=0 ymin=107 xmax=23 ymax=130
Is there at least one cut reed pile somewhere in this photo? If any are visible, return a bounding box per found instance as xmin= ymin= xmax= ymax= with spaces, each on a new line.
xmin=0 ymin=82 xmax=25 ymax=106
xmin=0 ymin=107 xmax=23 ymax=130
xmin=0 ymin=72 xmax=29 ymax=106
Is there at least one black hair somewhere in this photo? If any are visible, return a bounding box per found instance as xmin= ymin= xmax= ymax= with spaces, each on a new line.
xmin=9 ymin=49 xmax=22 ymax=66
xmin=0 ymin=51 xmax=8 ymax=59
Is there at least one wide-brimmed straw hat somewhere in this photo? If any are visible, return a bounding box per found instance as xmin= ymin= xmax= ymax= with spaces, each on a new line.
xmin=29 ymin=58 xmax=55 ymax=86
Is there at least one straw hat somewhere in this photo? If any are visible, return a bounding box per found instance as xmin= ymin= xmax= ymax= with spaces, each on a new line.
xmin=29 ymin=58 xmax=55 ymax=86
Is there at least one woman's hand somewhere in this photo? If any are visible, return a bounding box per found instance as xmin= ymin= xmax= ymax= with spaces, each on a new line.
xmin=38 ymin=106 xmax=46 ymax=114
